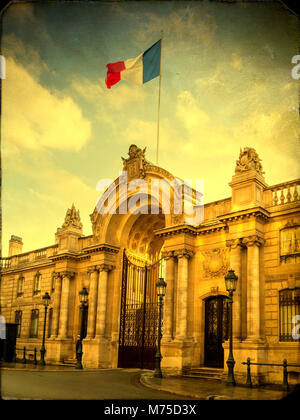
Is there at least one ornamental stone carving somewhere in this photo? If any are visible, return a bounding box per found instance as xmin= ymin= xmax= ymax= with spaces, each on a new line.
xmin=60 ymin=270 xmax=75 ymax=279
xmin=226 ymin=238 xmax=243 ymax=250
xmin=201 ymin=248 xmax=229 ymax=278
xmin=122 ymin=144 xmax=149 ymax=180
xmin=235 ymin=147 xmax=264 ymax=176
xmin=242 ymin=235 xmax=265 ymax=247
xmin=90 ymin=212 xmax=109 ymax=240
xmin=87 ymin=265 xmax=99 ymax=274
xmin=61 ymin=204 xmax=82 ymax=230
xmin=174 ymin=248 xmax=194 ymax=259
xmin=161 ymin=250 xmax=175 ymax=260
xmin=98 ymin=264 xmax=115 ymax=272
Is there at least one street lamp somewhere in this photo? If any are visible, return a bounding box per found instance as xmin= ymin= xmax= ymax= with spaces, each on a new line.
xmin=39 ymin=292 xmax=51 ymax=366
xmin=224 ymin=269 xmax=238 ymax=386
xmin=76 ymin=287 xmax=88 ymax=369
xmin=154 ymin=277 xmax=167 ymax=378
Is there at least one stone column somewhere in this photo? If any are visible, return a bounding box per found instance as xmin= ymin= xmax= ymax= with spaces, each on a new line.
xmin=86 ymin=266 xmax=99 ymax=339
xmin=174 ymin=249 xmax=194 ymax=341
xmin=95 ymin=264 xmax=114 ymax=338
xmin=58 ymin=271 xmax=74 ymax=339
xmin=242 ymin=235 xmax=264 ymax=342
xmin=226 ymin=239 xmax=243 ymax=340
xmin=161 ymin=251 xmax=175 ymax=341
xmin=50 ymin=272 xmax=62 ymax=338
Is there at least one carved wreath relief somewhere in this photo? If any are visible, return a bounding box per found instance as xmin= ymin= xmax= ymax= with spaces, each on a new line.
xmin=201 ymin=248 xmax=230 ymax=278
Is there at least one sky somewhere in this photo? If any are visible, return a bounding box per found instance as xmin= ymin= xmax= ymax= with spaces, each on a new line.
xmin=1 ymin=0 xmax=299 ymax=255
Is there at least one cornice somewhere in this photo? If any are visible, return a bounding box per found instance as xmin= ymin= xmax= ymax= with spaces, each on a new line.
xmin=155 ymin=221 xmax=227 ymax=238
xmin=1 ymin=260 xmax=55 ymax=275
xmin=49 ymin=252 xmax=80 ymax=262
xmin=217 ymin=206 xmax=270 ymax=223
xmin=82 ymin=243 xmax=120 ymax=255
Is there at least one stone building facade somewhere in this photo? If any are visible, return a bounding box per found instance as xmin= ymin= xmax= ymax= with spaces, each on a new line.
xmin=1 ymin=145 xmax=299 ymax=385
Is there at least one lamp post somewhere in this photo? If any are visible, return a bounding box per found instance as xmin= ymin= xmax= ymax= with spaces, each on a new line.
xmin=76 ymin=287 xmax=88 ymax=369
xmin=224 ymin=269 xmax=238 ymax=386
xmin=154 ymin=277 xmax=167 ymax=378
xmin=39 ymin=292 xmax=51 ymax=366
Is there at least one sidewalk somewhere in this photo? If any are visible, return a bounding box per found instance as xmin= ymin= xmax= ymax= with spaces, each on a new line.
xmin=140 ymin=371 xmax=293 ymax=400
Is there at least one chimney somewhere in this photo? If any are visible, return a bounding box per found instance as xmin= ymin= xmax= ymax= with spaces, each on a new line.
xmin=8 ymin=235 xmax=23 ymax=257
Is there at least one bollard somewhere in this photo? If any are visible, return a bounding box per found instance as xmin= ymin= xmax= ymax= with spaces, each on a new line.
xmin=34 ymin=347 xmax=37 ymax=365
xmin=246 ymin=357 xmax=252 ymax=388
xmin=283 ymin=359 xmax=289 ymax=392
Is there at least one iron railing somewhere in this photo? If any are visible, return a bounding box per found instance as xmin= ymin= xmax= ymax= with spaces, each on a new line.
xmin=242 ymin=358 xmax=300 ymax=391
xmin=14 ymin=346 xmax=38 ymax=365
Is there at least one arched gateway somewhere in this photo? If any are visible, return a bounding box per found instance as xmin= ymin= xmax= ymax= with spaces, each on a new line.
xmin=86 ymin=144 xmax=198 ymax=370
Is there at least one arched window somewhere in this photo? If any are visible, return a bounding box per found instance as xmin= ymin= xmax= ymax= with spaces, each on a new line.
xmin=279 ymin=288 xmax=300 ymax=342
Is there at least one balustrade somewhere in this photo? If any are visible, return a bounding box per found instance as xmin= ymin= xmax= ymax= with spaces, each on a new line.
xmin=268 ymin=180 xmax=299 ymax=206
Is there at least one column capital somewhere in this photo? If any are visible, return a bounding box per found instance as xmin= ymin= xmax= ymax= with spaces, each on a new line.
xmin=242 ymin=235 xmax=265 ymax=247
xmin=59 ymin=270 xmax=75 ymax=279
xmin=174 ymin=248 xmax=194 ymax=259
xmin=87 ymin=265 xmax=98 ymax=274
xmin=52 ymin=271 xmax=62 ymax=279
xmin=161 ymin=250 xmax=175 ymax=260
xmin=98 ymin=263 xmax=115 ymax=272
xmin=226 ymin=238 xmax=243 ymax=249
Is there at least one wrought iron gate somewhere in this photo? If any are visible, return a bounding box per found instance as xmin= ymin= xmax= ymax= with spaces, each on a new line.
xmin=204 ymin=296 xmax=229 ymax=368
xmin=118 ymin=251 xmax=161 ymax=369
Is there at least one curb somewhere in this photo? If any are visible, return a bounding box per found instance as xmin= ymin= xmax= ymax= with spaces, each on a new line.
xmin=139 ymin=373 xmax=227 ymax=400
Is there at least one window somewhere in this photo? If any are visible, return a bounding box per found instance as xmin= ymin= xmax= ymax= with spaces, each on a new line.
xmin=51 ymin=273 xmax=56 ymax=293
xmin=33 ymin=272 xmax=41 ymax=295
xmin=280 ymin=225 xmax=300 ymax=263
xmin=279 ymin=288 xmax=300 ymax=342
xmin=15 ymin=310 xmax=22 ymax=338
xmin=30 ymin=309 xmax=39 ymax=338
xmin=17 ymin=276 xmax=24 ymax=297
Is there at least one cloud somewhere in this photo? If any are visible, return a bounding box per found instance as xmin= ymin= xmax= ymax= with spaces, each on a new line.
xmin=121 ymin=117 xmax=175 ymax=158
xmin=2 ymin=57 xmax=92 ymax=154
xmin=71 ymin=76 xmax=147 ymax=108
xmin=231 ymin=53 xmax=244 ymax=70
xmin=136 ymin=5 xmax=217 ymax=52
xmin=175 ymin=90 xmax=238 ymax=158
xmin=2 ymin=33 xmax=50 ymax=76
xmin=2 ymin=154 xmax=98 ymax=254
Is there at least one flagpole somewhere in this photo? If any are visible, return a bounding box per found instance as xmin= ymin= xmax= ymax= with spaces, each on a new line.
xmin=156 ymin=30 xmax=163 ymax=166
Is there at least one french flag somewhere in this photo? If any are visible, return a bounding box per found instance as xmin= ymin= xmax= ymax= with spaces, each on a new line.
xmin=105 ymin=40 xmax=161 ymax=89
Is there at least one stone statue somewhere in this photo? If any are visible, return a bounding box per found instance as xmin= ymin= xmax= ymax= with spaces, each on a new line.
xmin=121 ymin=144 xmax=149 ymax=180
xmin=235 ymin=147 xmax=264 ymax=175
xmin=62 ymin=204 xmax=82 ymax=230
